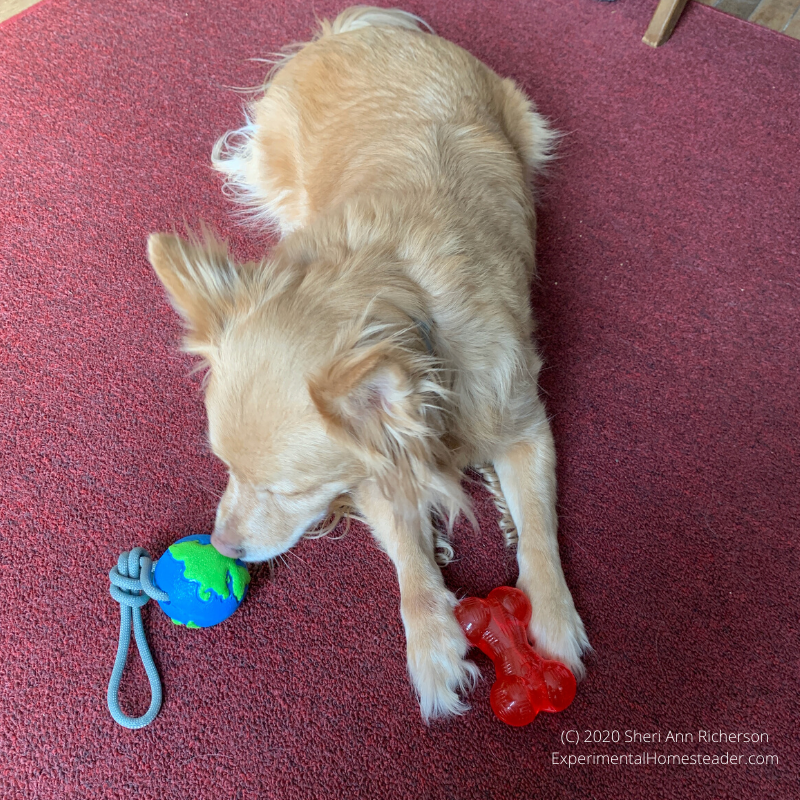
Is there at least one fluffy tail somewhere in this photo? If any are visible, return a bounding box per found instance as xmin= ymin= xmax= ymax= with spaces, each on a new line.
xmin=212 ymin=7 xmax=432 ymax=232
xmin=319 ymin=6 xmax=433 ymax=37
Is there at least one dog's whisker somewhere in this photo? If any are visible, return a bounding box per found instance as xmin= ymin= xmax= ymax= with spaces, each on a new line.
xmin=285 ymin=549 xmax=307 ymax=565
xmin=185 ymin=476 xmax=224 ymax=500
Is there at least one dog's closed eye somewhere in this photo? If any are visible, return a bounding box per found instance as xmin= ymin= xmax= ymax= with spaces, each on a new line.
xmin=262 ymin=484 xmax=316 ymax=498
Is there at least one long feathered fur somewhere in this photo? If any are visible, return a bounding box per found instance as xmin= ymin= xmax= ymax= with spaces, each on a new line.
xmin=211 ymin=8 xmax=432 ymax=235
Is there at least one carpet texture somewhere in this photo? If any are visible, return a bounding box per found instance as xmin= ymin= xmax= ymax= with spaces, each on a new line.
xmin=1 ymin=1 xmax=798 ymax=798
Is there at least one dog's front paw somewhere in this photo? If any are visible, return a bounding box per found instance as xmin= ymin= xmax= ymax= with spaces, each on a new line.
xmin=402 ymin=591 xmax=480 ymax=721
xmin=517 ymin=578 xmax=591 ymax=680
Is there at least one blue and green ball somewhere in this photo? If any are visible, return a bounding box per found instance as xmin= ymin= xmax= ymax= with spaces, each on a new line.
xmin=153 ymin=534 xmax=250 ymax=628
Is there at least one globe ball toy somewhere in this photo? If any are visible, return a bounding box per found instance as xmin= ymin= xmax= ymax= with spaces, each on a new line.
xmin=153 ymin=534 xmax=251 ymax=628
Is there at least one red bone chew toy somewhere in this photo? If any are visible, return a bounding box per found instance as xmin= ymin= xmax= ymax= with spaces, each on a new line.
xmin=455 ymin=586 xmax=577 ymax=727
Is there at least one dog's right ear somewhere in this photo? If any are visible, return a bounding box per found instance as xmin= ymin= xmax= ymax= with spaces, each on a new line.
xmin=147 ymin=231 xmax=242 ymax=354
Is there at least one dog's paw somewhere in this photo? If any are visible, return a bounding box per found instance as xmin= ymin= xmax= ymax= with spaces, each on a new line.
xmin=402 ymin=591 xmax=480 ymax=721
xmin=517 ymin=578 xmax=591 ymax=680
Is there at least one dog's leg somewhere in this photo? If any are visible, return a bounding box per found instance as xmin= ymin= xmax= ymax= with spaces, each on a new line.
xmin=493 ymin=408 xmax=590 ymax=678
xmin=355 ymin=482 xmax=479 ymax=720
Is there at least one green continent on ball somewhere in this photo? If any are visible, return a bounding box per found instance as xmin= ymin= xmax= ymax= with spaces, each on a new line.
xmin=168 ymin=540 xmax=250 ymax=601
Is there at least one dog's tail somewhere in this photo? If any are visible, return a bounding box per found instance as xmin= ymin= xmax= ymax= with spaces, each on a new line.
xmin=212 ymin=7 xmax=432 ymax=231
xmin=265 ymin=8 xmax=432 ymax=87
xmin=318 ymin=6 xmax=433 ymax=37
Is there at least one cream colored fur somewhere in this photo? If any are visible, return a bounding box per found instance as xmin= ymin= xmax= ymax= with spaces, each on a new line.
xmin=149 ymin=6 xmax=589 ymax=721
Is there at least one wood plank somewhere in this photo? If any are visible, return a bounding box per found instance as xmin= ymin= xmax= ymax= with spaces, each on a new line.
xmin=783 ymin=9 xmax=800 ymax=36
xmin=643 ymin=0 xmax=692 ymax=46
xmin=715 ymin=0 xmax=763 ymax=19
xmin=749 ymin=0 xmax=800 ymax=30
xmin=0 ymin=0 xmax=43 ymax=25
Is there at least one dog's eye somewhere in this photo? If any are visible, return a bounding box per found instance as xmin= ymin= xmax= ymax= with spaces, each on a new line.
xmin=269 ymin=486 xmax=300 ymax=497
xmin=265 ymin=482 xmax=322 ymax=498
xmin=256 ymin=484 xmax=303 ymax=498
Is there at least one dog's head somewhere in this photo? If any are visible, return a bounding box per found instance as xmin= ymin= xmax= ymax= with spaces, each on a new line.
xmin=148 ymin=230 xmax=462 ymax=562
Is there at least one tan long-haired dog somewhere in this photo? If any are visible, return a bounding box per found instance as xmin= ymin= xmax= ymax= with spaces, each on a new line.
xmin=148 ymin=6 xmax=590 ymax=720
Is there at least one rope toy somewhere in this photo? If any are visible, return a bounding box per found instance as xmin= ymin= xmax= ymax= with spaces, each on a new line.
xmin=107 ymin=548 xmax=169 ymax=729
xmin=107 ymin=534 xmax=250 ymax=729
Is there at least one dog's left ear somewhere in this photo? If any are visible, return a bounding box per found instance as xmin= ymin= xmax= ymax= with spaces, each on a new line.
xmin=308 ymin=333 xmax=440 ymax=471
xmin=311 ymin=322 xmax=474 ymax=525
xmin=310 ymin=339 xmax=417 ymax=448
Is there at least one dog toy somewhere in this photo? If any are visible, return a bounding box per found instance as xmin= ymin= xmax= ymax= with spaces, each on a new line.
xmin=455 ymin=586 xmax=577 ymax=726
xmin=107 ymin=534 xmax=250 ymax=729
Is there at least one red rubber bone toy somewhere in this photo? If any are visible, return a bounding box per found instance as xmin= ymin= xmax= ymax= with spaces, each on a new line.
xmin=455 ymin=586 xmax=577 ymax=727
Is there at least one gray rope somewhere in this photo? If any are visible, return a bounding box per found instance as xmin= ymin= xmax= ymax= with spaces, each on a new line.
xmin=107 ymin=548 xmax=170 ymax=729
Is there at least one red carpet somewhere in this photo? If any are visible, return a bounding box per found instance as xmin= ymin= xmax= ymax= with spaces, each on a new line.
xmin=1 ymin=1 xmax=797 ymax=797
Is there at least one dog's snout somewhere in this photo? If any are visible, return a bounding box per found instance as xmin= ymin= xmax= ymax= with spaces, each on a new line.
xmin=212 ymin=538 xmax=245 ymax=560
xmin=211 ymin=516 xmax=245 ymax=560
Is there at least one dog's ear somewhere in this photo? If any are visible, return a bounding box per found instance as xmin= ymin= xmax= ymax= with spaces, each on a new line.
xmin=147 ymin=230 xmax=244 ymax=353
xmin=310 ymin=322 xmax=473 ymax=527
xmin=309 ymin=334 xmax=437 ymax=467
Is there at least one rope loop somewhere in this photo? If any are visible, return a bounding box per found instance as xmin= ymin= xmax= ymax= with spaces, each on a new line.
xmin=107 ymin=548 xmax=169 ymax=729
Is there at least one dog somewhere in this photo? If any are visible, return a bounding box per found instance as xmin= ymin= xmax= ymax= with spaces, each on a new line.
xmin=147 ymin=6 xmax=589 ymax=720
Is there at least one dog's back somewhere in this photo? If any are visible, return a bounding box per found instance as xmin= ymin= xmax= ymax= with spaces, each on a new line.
xmin=215 ymin=8 xmax=555 ymax=229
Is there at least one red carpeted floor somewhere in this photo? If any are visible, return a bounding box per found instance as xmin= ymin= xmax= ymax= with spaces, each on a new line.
xmin=1 ymin=1 xmax=798 ymax=797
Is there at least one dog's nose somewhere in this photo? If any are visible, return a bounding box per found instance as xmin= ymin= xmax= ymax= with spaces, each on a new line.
xmin=210 ymin=533 xmax=245 ymax=560
xmin=211 ymin=512 xmax=246 ymax=560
